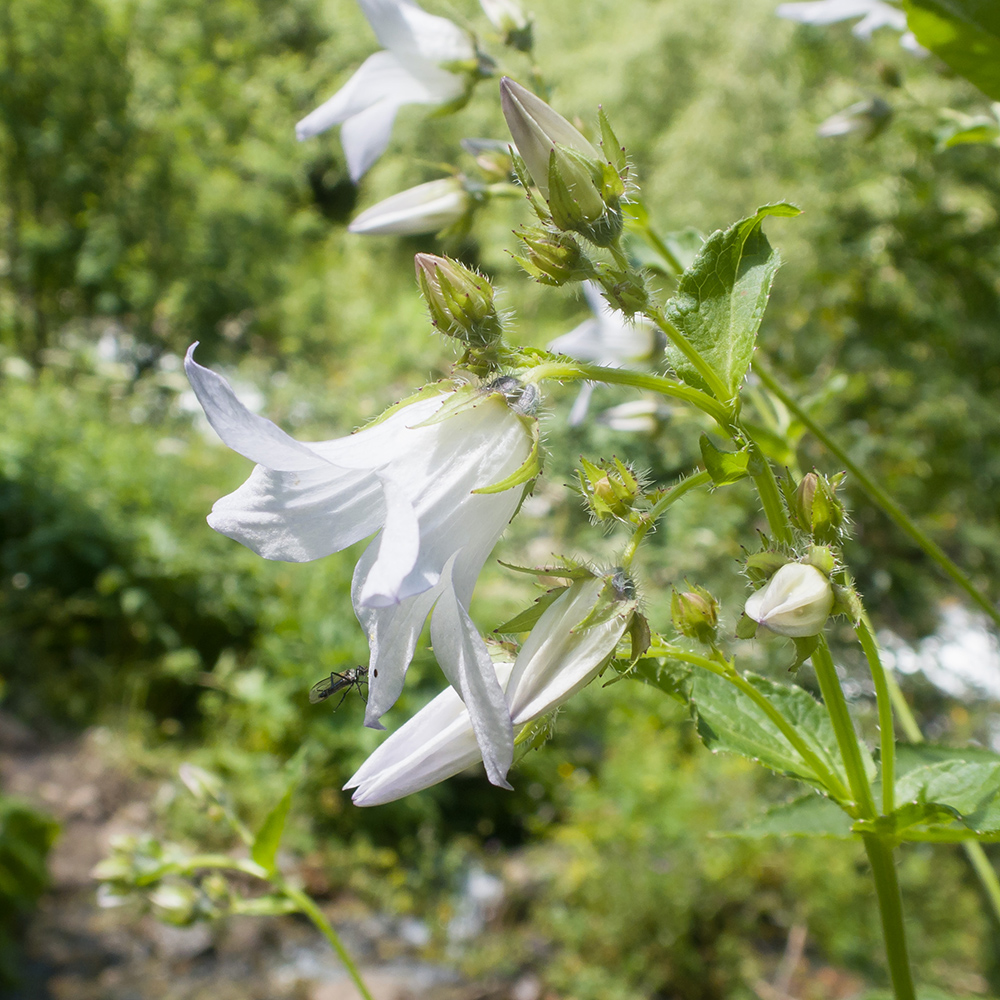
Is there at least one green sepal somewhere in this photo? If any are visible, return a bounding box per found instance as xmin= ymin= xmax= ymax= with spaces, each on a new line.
xmin=510 ymin=147 xmax=551 ymax=220
xmin=494 ymin=586 xmax=569 ymax=634
xmin=790 ymin=635 xmax=818 ymax=671
xmin=627 ymin=612 xmax=652 ymax=663
xmin=735 ymin=612 xmax=759 ymax=640
xmin=473 ymin=416 xmax=541 ymax=494
xmin=743 ymin=549 xmax=789 ymax=583
xmin=497 ymin=557 xmax=598 ymax=581
xmin=700 ymin=434 xmax=751 ymax=486
xmin=598 ymin=106 xmax=628 ymax=174
xmin=355 ymin=380 xmax=460 ymax=432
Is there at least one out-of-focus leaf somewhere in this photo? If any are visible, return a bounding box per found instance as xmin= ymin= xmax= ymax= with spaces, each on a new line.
xmin=727 ymin=794 xmax=853 ymax=838
xmin=251 ymin=785 xmax=295 ymax=874
xmin=905 ymin=0 xmax=1000 ymax=100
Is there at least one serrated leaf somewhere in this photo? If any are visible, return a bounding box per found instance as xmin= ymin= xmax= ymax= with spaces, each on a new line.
xmin=728 ymin=794 xmax=853 ymax=839
xmin=665 ymin=204 xmax=800 ymax=401
xmin=692 ymin=672 xmax=875 ymax=792
xmin=627 ymin=655 xmax=694 ymax=703
xmin=494 ymin=587 xmax=569 ymax=633
xmin=905 ymin=0 xmax=1000 ymax=101
xmin=251 ymin=785 xmax=294 ymax=874
xmin=700 ymin=434 xmax=751 ymax=486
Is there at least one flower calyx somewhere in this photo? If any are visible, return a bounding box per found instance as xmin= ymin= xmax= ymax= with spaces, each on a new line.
xmin=415 ymin=253 xmax=503 ymax=349
xmin=513 ymin=225 xmax=595 ymax=286
xmin=500 ymin=77 xmax=626 ymax=247
xmin=577 ymin=456 xmax=643 ymax=523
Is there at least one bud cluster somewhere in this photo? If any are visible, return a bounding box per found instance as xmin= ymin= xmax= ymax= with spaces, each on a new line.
xmin=577 ymin=456 xmax=644 ymax=523
xmin=415 ymin=253 xmax=503 ymax=348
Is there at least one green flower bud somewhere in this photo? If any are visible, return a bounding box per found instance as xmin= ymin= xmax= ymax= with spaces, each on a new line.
xmin=415 ymin=253 xmax=502 ymax=348
xmin=671 ymin=586 xmax=719 ymax=644
xmin=577 ymin=456 xmax=642 ymax=522
xmin=792 ymin=471 xmax=847 ymax=544
xmin=514 ymin=226 xmax=593 ymax=285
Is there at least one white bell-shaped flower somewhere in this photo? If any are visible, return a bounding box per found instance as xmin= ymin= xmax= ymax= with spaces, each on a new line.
xmin=297 ymin=0 xmax=477 ymax=180
xmin=346 ymin=572 xmax=637 ymax=805
xmin=547 ymin=281 xmax=662 ymax=426
xmin=744 ymin=562 xmax=835 ymax=638
xmin=776 ymin=0 xmax=925 ymax=53
xmin=348 ymin=177 xmax=472 ymax=235
xmin=184 ymin=346 xmax=537 ymax=787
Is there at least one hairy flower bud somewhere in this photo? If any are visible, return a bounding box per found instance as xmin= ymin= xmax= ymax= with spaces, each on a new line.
xmin=791 ymin=471 xmax=846 ymax=544
xmin=671 ymin=586 xmax=720 ymax=644
xmin=500 ymin=77 xmax=623 ymax=245
xmin=744 ymin=563 xmax=834 ymax=638
xmin=415 ymin=253 xmax=502 ymax=347
xmin=514 ymin=226 xmax=593 ymax=285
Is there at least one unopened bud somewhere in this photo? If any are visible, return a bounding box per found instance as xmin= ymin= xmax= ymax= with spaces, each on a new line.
xmin=500 ymin=77 xmax=624 ymax=245
xmin=577 ymin=456 xmax=641 ymax=521
xmin=744 ymin=563 xmax=834 ymax=638
xmin=671 ymin=586 xmax=719 ymax=644
xmin=415 ymin=253 xmax=502 ymax=348
xmin=793 ymin=471 xmax=846 ymax=544
xmin=515 ymin=226 xmax=593 ymax=285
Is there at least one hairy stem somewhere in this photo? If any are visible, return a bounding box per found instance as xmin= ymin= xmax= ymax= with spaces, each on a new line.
xmin=864 ymin=835 xmax=917 ymax=1000
xmin=855 ymin=616 xmax=896 ymax=815
xmin=622 ymin=470 xmax=712 ymax=568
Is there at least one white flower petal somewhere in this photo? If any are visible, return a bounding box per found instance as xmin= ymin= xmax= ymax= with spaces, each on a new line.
xmin=507 ymin=577 xmax=628 ymax=725
xmin=207 ymin=463 xmax=384 ymax=562
xmin=429 ymin=561 xmax=514 ymax=789
xmin=184 ymin=346 xmax=324 ymax=472
xmin=357 ymin=473 xmax=423 ymax=607
xmin=745 ymin=563 xmax=834 ymax=638
xmin=852 ymin=2 xmax=906 ymax=36
xmin=776 ymin=0 xmax=884 ymax=25
xmin=349 ymin=178 xmax=469 ymax=235
xmin=567 ymin=382 xmax=595 ymax=427
xmin=342 ymin=101 xmax=404 ymax=181
xmin=358 ymin=0 xmax=473 ymax=63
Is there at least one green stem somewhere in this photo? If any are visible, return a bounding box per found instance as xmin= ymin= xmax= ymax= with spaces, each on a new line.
xmin=811 ymin=638 xmax=877 ymax=818
xmin=864 ymin=834 xmax=917 ymax=1000
xmin=522 ymin=360 xmax=730 ymax=424
xmin=172 ymin=857 xmax=375 ymax=1000
xmin=740 ymin=425 xmax=794 ymax=545
xmin=622 ymin=470 xmax=712 ymax=568
xmin=278 ymin=881 xmax=377 ymax=1000
xmin=855 ymin=617 xmax=896 ymax=815
xmin=645 ymin=302 xmax=734 ymax=406
xmin=645 ymin=644 xmax=851 ymax=803
xmin=754 ymin=362 xmax=1000 ymax=631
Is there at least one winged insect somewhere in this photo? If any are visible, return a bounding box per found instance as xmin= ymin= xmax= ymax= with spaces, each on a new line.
xmin=309 ymin=666 xmax=369 ymax=709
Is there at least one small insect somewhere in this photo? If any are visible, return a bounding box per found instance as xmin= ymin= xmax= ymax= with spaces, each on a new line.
xmin=309 ymin=666 xmax=369 ymax=709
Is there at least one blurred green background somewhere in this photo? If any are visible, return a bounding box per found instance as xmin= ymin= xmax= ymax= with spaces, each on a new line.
xmin=2 ymin=0 xmax=1000 ymax=995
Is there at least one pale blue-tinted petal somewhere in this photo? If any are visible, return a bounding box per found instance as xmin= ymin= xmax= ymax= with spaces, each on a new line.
xmin=430 ymin=562 xmax=514 ymax=789
xmin=184 ymin=345 xmax=324 ymax=472
xmin=207 ymin=463 xmax=384 ymax=562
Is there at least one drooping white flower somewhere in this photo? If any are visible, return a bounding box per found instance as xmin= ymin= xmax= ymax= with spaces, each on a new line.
xmin=479 ymin=0 xmax=529 ymax=36
xmin=348 ymin=177 xmax=472 ymax=235
xmin=297 ymin=0 xmax=478 ymax=181
xmin=776 ymin=0 xmax=926 ymax=53
xmin=816 ymin=97 xmax=892 ymax=138
xmin=744 ymin=562 xmax=835 ymax=638
xmin=184 ymin=345 xmax=538 ymax=787
xmin=547 ymin=281 xmax=663 ymax=426
xmin=346 ymin=571 xmax=637 ymax=805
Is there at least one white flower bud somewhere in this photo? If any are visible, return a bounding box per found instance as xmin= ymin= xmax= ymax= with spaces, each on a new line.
xmin=744 ymin=563 xmax=834 ymax=638
xmin=349 ymin=178 xmax=472 ymax=236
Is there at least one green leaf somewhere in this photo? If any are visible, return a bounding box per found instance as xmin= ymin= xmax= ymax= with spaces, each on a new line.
xmin=729 ymin=794 xmax=853 ymax=839
xmin=627 ymin=655 xmax=694 ymax=703
xmin=494 ymin=586 xmax=569 ymax=633
xmin=699 ymin=434 xmax=751 ymax=486
xmin=905 ymin=0 xmax=1000 ymax=100
xmin=251 ymin=784 xmax=294 ymax=874
xmin=692 ymin=673 xmax=875 ymax=791
xmin=665 ymin=204 xmax=801 ymax=401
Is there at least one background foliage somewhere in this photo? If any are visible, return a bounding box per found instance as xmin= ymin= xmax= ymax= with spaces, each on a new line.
xmin=2 ymin=0 xmax=1000 ymax=994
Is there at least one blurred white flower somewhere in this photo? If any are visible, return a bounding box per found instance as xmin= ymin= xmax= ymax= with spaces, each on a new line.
xmin=297 ymin=0 xmax=477 ymax=181
xmin=480 ymin=0 xmax=529 ymax=35
xmin=776 ymin=0 xmax=926 ymax=53
xmin=816 ymin=96 xmax=892 ymax=138
xmin=547 ymin=281 xmax=663 ymax=426
xmin=185 ymin=345 xmax=538 ymax=787
xmin=348 ymin=176 xmax=472 ymax=235
xmin=596 ymin=398 xmax=671 ymax=434
xmin=346 ymin=571 xmax=637 ymax=805
xmin=744 ymin=562 xmax=834 ymax=638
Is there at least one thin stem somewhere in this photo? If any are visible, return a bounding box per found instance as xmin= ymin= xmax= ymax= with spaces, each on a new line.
xmin=170 ymin=857 xmax=376 ymax=1000
xmin=278 ymin=881 xmax=377 ymax=1000
xmin=863 ymin=835 xmax=917 ymax=1000
xmin=522 ymin=360 xmax=730 ymax=424
xmin=645 ymin=301 xmax=733 ymax=405
xmin=622 ymin=470 xmax=712 ymax=568
xmin=855 ymin=617 xmax=896 ymax=815
xmin=811 ymin=638 xmax=877 ymax=819
xmin=645 ymin=644 xmax=851 ymax=803
xmin=754 ymin=362 xmax=1000 ymax=631
xmin=740 ymin=425 xmax=794 ymax=545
